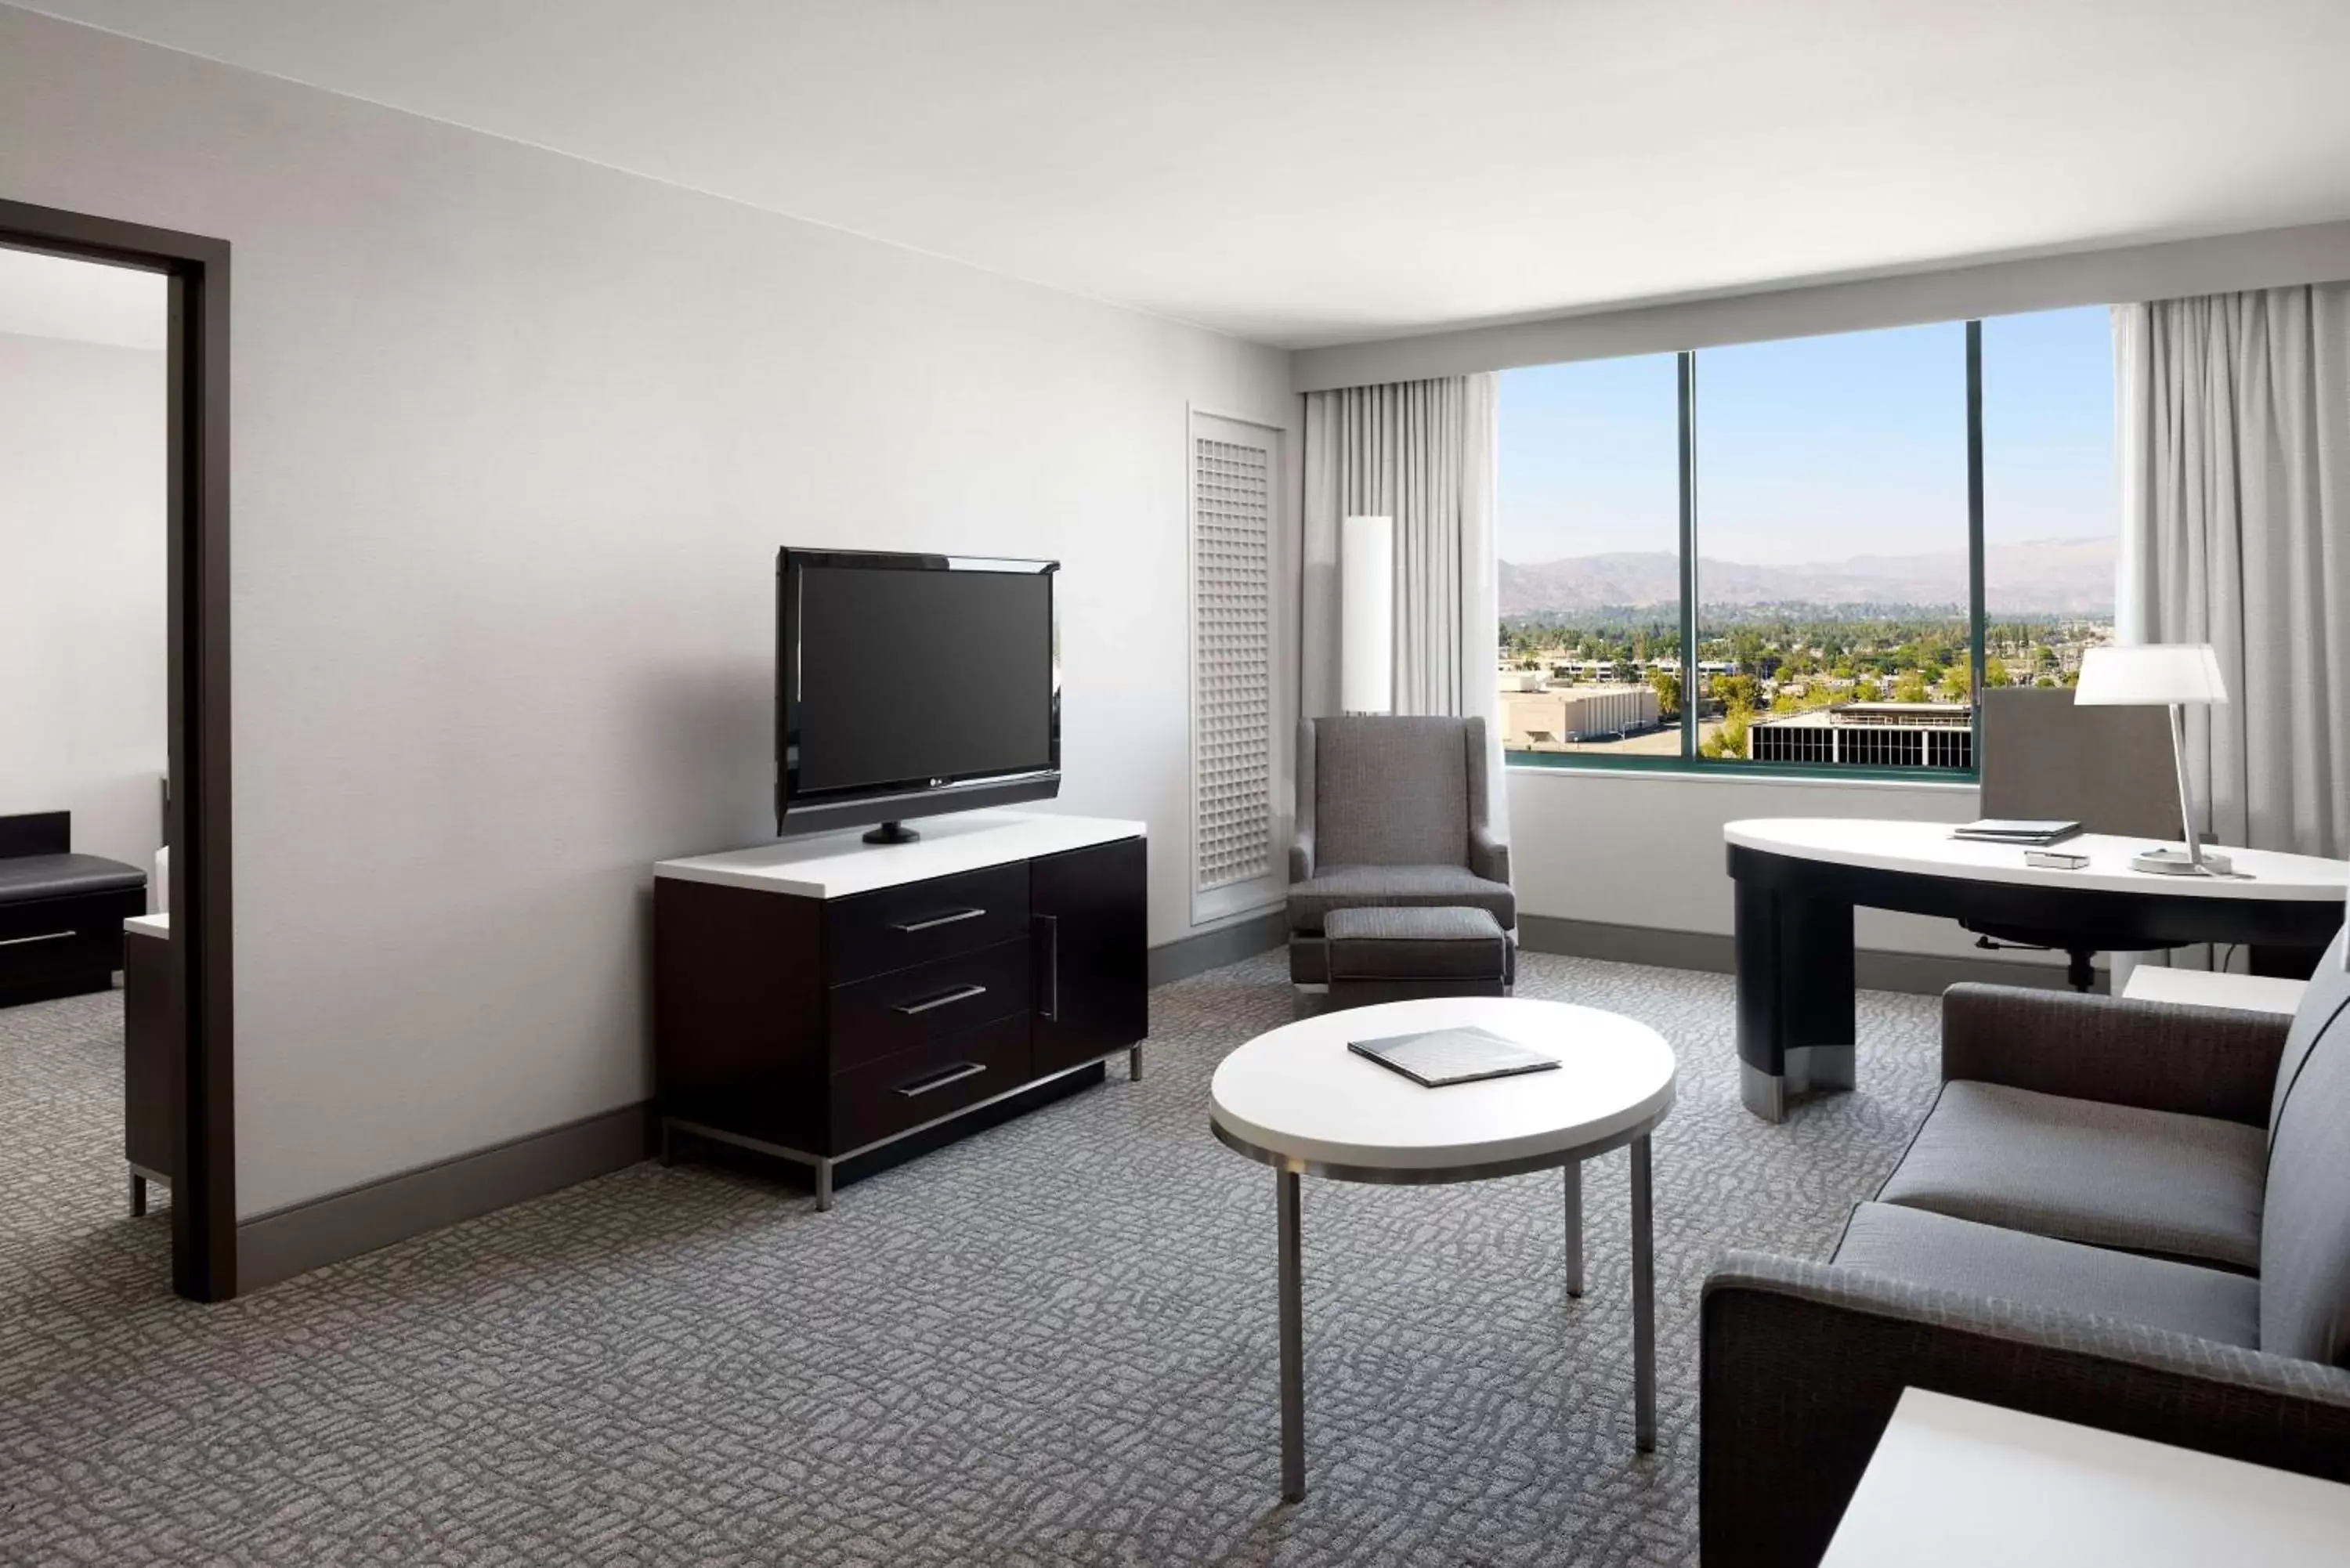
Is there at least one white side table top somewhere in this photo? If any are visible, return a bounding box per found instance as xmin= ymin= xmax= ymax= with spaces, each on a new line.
xmin=653 ymin=809 xmax=1146 ymax=898
xmin=1824 ymin=1388 xmax=2350 ymax=1567
xmin=1726 ymin=817 xmax=2350 ymax=903
xmin=1209 ymin=997 xmax=1676 ymax=1174
xmin=2120 ymin=966 xmax=2310 ymax=1016
xmin=125 ymin=912 xmax=169 ymax=939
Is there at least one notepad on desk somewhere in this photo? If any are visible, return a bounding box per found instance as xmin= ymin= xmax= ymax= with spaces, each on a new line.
xmin=1951 ymin=818 xmax=2083 ymax=847
xmin=1347 ymin=1027 xmax=1560 ymax=1088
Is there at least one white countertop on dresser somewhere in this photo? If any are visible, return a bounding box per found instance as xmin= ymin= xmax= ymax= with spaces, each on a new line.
xmin=653 ymin=811 xmax=1147 ymax=899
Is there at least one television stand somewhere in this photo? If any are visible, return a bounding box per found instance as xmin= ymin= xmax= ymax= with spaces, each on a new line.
xmin=654 ymin=811 xmax=1148 ymax=1208
xmin=861 ymin=820 xmax=920 ymax=845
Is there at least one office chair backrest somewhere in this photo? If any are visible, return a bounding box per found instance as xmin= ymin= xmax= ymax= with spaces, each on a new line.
xmin=1978 ymin=687 xmax=2179 ymax=839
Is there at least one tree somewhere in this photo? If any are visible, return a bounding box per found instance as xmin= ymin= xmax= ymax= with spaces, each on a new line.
xmin=1892 ymin=671 xmax=1930 ymax=704
xmin=1648 ymin=668 xmax=1681 ymax=717
xmin=1984 ymin=656 xmax=2011 ymax=689
xmin=1700 ymin=710 xmax=1751 ymax=759
xmin=1711 ymin=674 xmax=1760 ymax=714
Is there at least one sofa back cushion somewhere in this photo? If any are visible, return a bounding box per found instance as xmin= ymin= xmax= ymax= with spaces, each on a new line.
xmin=1313 ymin=717 xmax=1470 ymax=869
xmin=2259 ymin=926 xmax=2350 ymax=1363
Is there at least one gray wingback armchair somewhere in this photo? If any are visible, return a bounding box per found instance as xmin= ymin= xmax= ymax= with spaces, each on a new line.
xmin=1287 ymin=715 xmax=1515 ymax=984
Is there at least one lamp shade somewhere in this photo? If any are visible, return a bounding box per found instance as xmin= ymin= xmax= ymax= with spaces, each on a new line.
xmin=1340 ymin=514 xmax=1394 ymax=714
xmin=2073 ymin=643 xmax=2229 ymax=706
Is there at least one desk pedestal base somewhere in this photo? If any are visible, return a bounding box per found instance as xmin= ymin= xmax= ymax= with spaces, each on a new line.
xmin=1740 ymin=1046 xmax=1856 ymax=1122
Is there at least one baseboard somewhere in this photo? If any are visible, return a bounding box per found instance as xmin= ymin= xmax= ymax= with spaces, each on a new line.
xmin=237 ymin=1102 xmax=653 ymax=1292
xmin=1151 ymin=909 xmax=1286 ymax=986
xmin=1516 ymin=913 xmax=2099 ymax=997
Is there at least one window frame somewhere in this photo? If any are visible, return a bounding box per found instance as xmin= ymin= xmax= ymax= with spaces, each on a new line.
xmin=1504 ymin=321 xmax=1988 ymax=784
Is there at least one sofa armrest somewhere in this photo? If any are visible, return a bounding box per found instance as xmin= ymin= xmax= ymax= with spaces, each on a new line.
xmin=1468 ymin=826 xmax=1509 ymax=887
xmin=1702 ymin=1251 xmax=2350 ymax=1568
xmin=1289 ymin=833 xmax=1314 ymax=886
xmin=1940 ymin=984 xmax=2288 ymax=1127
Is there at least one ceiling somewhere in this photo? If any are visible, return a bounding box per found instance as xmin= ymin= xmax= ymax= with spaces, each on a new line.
xmin=0 ymin=245 xmax=167 ymax=350
xmin=20 ymin=0 xmax=2350 ymax=347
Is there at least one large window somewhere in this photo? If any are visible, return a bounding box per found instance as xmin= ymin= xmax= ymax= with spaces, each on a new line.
xmin=1495 ymin=306 xmax=2116 ymax=775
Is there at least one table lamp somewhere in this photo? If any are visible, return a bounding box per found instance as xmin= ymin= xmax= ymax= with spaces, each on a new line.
xmin=2073 ymin=643 xmax=2231 ymax=876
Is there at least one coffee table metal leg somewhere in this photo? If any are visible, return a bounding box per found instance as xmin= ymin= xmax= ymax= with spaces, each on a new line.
xmin=1631 ymin=1133 xmax=1655 ymax=1453
xmin=1563 ymin=1161 xmax=1584 ymax=1298
xmin=1278 ymin=1166 xmax=1306 ymax=1501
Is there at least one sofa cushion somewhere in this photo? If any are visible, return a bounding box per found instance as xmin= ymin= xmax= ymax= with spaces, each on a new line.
xmin=1832 ymin=1201 xmax=2259 ymax=1348
xmin=1325 ymin=905 xmax=1508 ymax=981
xmin=2261 ymin=929 xmax=2350 ymax=1364
xmin=1287 ymin=864 xmax=1516 ymax=934
xmin=0 ymin=852 xmax=146 ymax=904
xmin=1313 ymin=717 xmax=1470 ymax=869
xmin=1876 ymin=1079 xmax=2265 ymax=1271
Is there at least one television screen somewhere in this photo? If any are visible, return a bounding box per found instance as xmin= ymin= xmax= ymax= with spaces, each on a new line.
xmin=778 ymin=550 xmax=1060 ymax=835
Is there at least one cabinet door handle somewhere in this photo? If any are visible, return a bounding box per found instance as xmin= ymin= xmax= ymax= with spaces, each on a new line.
xmin=0 ymin=930 xmax=74 ymax=949
xmin=890 ymin=907 xmax=985 ymax=934
xmin=892 ymin=982 xmax=988 ymax=1017
xmin=1037 ymin=914 xmax=1061 ymax=1022
xmin=895 ymin=1060 xmax=987 ymax=1097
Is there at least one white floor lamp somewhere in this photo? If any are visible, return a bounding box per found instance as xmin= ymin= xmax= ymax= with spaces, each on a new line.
xmin=2073 ymin=643 xmax=2232 ymax=876
xmin=1340 ymin=515 xmax=1394 ymax=716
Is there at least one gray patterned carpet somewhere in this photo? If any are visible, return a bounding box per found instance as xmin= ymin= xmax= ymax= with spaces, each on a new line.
xmin=0 ymin=953 xmax=1940 ymax=1566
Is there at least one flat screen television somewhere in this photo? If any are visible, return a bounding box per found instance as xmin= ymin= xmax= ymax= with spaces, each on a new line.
xmin=776 ymin=547 xmax=1060 ymax=842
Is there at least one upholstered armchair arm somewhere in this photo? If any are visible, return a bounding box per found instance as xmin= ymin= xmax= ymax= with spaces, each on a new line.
xmin=1289 ymin=833 xmax=1314 ymax=885
xmin=1701 ymin=1251 xmax=2350 ymax=1568
xmin=1291 ymin=716 xmax=1318 ymax=885
xmin=1468 ymin=826 xmax=1509 ymax=886
xmin=1940 ymin=984 xmax=2288 ymax=1128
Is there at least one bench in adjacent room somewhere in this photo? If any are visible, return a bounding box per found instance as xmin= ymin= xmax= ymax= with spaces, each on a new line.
xmin=0 ymin=811 xmax=148 ymax=1007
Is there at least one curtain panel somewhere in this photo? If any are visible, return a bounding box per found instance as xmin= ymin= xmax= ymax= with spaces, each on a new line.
xmin=2115 ymin=284 xmax=2350 ymax=862
xmin=1300 ymin=374 xmax=1499 ymax=717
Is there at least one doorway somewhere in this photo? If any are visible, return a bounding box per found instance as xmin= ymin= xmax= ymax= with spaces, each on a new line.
xmin=0 ymin=199 xmax=233 ymax=1302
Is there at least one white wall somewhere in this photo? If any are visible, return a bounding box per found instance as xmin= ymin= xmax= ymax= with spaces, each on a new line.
xmin=0 ymin=8 xmax=1296 ymax=1216
xmin=0 ymin=328 xmax=168 ymax=873
xmin=1509 ymin=765 xmax=2063 ymax=966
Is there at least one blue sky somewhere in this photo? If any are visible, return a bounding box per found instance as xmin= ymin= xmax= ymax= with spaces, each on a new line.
xmin=1496 ymin=305 xmax=2115 ymax=567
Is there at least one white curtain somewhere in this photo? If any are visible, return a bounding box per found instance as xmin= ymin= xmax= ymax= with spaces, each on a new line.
xmin=1301 ymin=375 xmax=1502 ymax=822
xmin=2114 ymin=285 xmax=2350 ymax=866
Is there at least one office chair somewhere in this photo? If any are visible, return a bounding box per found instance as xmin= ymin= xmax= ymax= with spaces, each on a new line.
xmin=1968 ymin=686 xmax=2179 ymax=990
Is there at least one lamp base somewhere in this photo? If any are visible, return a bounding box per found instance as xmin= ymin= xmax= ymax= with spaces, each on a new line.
xmin=2132 ymin=846 xmax=2232 ymax=876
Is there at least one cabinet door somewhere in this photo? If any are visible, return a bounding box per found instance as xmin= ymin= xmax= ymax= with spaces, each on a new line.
xmin=1030 ymin=837 xmax=1148 ymax=1075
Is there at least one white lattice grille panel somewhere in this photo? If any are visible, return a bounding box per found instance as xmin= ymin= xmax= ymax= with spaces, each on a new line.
xmin=1193 ymin=435 xmax=1273 ymax=892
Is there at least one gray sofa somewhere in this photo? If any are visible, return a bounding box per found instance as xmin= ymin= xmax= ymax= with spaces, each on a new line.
xmin=1702 ymin=933 xmax=2350 ymax=1568
xmin=1287 ymin=715 xmax=1514 ymax=985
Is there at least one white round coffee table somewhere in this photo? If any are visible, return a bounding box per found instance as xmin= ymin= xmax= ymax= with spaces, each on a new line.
xmin=1209 ymin=995 xmax=1677 ymax=1501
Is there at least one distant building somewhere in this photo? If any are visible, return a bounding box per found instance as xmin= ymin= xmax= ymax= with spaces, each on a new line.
xmin=1746 ymin=701 xmax=1972 ymax=768
xmin=1501 ymin=683 xmax=1661 ymax=747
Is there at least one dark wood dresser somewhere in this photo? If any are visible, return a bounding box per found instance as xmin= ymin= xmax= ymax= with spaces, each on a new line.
xmin=654 ymin=812 xmax=1147 ymax=1207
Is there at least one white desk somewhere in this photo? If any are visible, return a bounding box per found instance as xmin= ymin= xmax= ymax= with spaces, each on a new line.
xmin=1724 ymin=818 xmax=2346 ymax=1119
xmin=1824 ymin=1388 xmax=2350 ymax=1567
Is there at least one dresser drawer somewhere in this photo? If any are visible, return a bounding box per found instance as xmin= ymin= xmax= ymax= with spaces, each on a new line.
xmin=829 ymin=937 xmax=1031 ymax=1071
xmin=825 ymin=862 xmax=1029 ymax=984
xmin=830 ymin=1013 xmax=1032 ymax=1154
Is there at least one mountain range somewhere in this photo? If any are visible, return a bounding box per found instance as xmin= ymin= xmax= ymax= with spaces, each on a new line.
xmin=1499 ymin=537 xmax=2116 ymax=618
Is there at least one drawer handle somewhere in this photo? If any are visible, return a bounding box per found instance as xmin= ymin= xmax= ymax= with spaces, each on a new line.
xmin=895 ymin=1060 xmax=988 ymax=1097
xmin=892 ymin=982 xmax=989 ymax=1017
xmin=0 ymin=930 xmax=75 ymax=949
xmin=890 ymin=907 xmax=986 ymax=934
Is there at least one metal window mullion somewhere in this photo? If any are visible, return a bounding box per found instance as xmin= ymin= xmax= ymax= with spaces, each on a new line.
xmin=1677 ymin=351 xmax=1697 ymax=761
xmin=1965 ymin=320 xmax=1986 ymax=781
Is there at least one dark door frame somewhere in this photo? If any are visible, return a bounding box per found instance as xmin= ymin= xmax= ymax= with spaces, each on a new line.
xmin=0 ymin=197 xmax=236 ymax=1302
